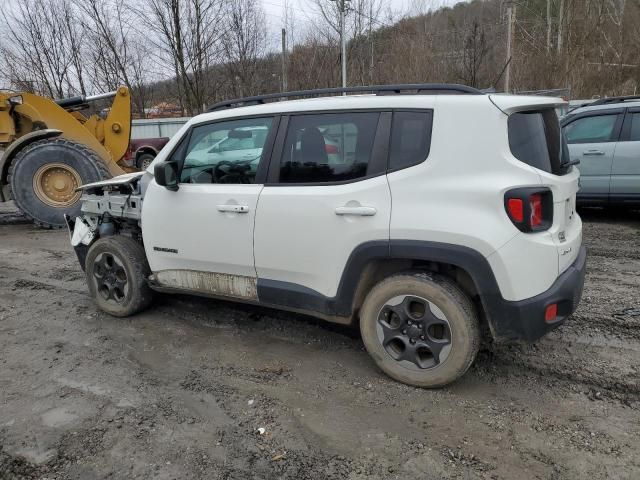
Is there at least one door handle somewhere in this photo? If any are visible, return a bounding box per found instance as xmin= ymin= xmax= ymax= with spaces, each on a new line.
xmin=217 ymin=204 xmax=249 ymax=213
xmin=582 ymin=149 xmax=604 ymax=156
xmin=335 ymin=206 xmax=377 ymax=216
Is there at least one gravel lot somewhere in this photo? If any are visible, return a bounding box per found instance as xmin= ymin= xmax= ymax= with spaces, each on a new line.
xmin=1 ymin=202 xmax=639 ymax=479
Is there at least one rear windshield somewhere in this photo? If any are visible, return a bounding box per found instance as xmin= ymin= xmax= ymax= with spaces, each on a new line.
xmin=508 ymin=109 xmax=570 ymax=175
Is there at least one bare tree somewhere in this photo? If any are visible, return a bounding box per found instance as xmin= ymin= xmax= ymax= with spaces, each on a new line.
xmin=74 ymin=0 xmax=153 ymax=115
xmin=144 ymin=0 xmax=226 ymax=115
xmin=222 ymin=0 xmax=267 ymax=97
xmin=1 ymin=0 xmax=84 ymax=97
xmin=311 ymin=0 xmax=385 ymax=86
xmin=456 ymin=21 xmax=489 ymax=88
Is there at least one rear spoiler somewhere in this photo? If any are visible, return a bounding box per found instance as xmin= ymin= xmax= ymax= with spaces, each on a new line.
xmin=488 ymin=95 xmax=566 ymax=115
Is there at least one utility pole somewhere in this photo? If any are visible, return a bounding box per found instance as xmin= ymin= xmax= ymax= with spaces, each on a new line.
xmin=505 ymin=2 xmax=515 ymax=93
xmin=369 ymin=0 xmax=374 ymax=84
xmin=332 ymin=0 xmax=350 ymax=91
xmin=281 ymin=28 xmax=288 ymax=93
xmin=557 ymin=0 xmax=564 ymax=54
xmin=546 ymin=0 xmax=552 ymax=53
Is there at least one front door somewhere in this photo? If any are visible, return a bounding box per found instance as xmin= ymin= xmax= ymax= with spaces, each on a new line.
xmin=142 ymin=116 xmax=277 ymax=300
xmin=564 ymin=110 xmax=622 ymax=204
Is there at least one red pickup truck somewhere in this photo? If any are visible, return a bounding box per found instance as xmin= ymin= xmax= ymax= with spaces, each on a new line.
xmin=122 ymin=137 xmax=170 ymax=170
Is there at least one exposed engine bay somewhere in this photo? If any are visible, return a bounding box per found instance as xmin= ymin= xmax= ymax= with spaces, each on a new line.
xmin=64 ymin=171 xmax=152 ymax=269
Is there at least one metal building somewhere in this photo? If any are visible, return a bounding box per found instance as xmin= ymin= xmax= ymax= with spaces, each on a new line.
xmin=131 ymin=117 xmax=190 ymax=139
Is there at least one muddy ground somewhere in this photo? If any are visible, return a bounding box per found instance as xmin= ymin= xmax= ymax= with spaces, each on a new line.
xmin=0 ymin=201 xmax=638 ymax=480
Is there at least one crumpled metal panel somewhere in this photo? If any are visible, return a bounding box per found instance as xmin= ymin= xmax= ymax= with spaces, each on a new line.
xmin=154 ymin=270 xmax=257 ymax=299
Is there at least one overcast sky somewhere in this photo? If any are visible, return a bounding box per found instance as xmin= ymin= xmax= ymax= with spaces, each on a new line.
xmin=260 ymin=0 xmax=469 ymax=40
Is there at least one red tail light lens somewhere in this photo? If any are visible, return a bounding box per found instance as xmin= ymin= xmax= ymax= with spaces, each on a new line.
xmin=530 ymin=194 xmax=542 ymax=226
xmin=325 ymin=144 xmax=339 ymax=154
xmin=544 ymin=303 xmax=558 ymax=322
xmin=504 ymin=188 xmax=552 ymax=232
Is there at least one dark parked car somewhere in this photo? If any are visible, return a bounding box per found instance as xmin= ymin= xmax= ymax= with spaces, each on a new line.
xmin=123 ymin=137 xmax=170 ymax=170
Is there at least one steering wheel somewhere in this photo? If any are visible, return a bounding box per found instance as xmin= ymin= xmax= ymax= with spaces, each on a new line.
xmin=213 ymin=160 xmax=252 ymax=184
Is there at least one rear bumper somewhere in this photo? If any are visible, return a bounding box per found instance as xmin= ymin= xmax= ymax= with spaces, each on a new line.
xmin=483 ymin=246 xmax=587 ymax=342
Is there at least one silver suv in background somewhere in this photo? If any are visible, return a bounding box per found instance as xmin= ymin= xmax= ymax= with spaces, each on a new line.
xmin=561 ymin=96 xmax=640 ymax=207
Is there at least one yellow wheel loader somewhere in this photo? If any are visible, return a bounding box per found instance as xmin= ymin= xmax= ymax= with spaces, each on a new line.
xmin=0 ymin=87 xmax=132 ymax=228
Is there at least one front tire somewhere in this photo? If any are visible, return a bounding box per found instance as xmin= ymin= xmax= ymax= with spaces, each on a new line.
xmin=85 ymin=236 xmax=153 ymax=317
xmin=359 ymin=273 xmax=480 ymax=388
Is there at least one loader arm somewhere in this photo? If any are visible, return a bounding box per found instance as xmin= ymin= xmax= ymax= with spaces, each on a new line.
xmin=1 ymin=87 xmax=131 ymax=177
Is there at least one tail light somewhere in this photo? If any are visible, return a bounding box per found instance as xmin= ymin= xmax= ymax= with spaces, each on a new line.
xmin=504 ymin=187 xmax=553 ymax=232
xmin=124 ymin=145 xmax=134 ymax=161
xmin=325 ymin=144 xmax=339 ymax=154
xmin=529 ymin=193 xmax=543 ymax=226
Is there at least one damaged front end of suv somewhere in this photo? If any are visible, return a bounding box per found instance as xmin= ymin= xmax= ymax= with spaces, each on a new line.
xmin=64 ymin=171 xmax=151 ymax=270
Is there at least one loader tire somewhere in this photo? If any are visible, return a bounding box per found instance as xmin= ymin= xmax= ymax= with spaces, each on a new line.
xmin=8 ymin=138 xmax=111 ymax=229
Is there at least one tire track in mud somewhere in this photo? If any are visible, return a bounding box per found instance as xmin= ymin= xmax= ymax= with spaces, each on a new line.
xmin=477 ymin=338 xmax=640 ymax=405
xmin=8 ymin=259 xmax=637 ymax=408
xmin=567 ymin=311 xmax=640 ymax=341
xmin=178 ymin=368 xmax=376 ymax=479
xmin=587 ymin=247 xmax=640 ymax=261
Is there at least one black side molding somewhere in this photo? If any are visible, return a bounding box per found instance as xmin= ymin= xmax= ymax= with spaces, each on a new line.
xmin=257 ymin=239 xmax=502 ymax=318
xmin=257 ymin=241 xmax=390 ymax=317
xmin=256 ymin=239 xmax=587 ymax=343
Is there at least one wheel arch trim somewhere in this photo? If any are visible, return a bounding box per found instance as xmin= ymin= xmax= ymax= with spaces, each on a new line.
xmin=135 ymin=146 xmax=159 ymax=158
xmin=257 ymin=240 xmax=502 ymax=322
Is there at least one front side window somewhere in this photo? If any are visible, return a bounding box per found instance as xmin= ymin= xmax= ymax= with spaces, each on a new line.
xmin=180 ymin=117 xmax=273 ymax=184
xmin=278 ymin=112 xmax=379 ymax=183
xmin=564 ymin=114 xmax=618 ymax=144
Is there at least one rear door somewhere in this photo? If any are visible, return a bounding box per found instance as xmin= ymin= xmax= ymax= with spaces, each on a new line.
xmin=253 ymin=111 xmax=391 ymax=311
xmin=610 ymin=108 xmax=640 ymax=204
xmin=563 ymin=109 xmax=623 ymax=204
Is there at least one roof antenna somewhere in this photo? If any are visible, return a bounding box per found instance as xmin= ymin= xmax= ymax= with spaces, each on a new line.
xmin=488 ymin=57 xmax=512 ymax=94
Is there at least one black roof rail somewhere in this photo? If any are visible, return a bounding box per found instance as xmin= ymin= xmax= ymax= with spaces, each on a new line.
xmin=589 ymin=95 xmax=640 ymax=106
xmin=207 ymin=83 xmax=482 ymax=112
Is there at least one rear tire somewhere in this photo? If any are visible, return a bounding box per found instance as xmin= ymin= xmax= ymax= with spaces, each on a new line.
xmin=359 ymin=273 xmax=480 ymax=388
xmin=8 ymin=138 xmax=110 ymax=228
xmin=85 ymin=236 xmax=153 ymax=317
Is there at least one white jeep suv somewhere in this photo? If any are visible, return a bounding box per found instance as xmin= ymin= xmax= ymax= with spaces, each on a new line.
xmin=66 ymin=84 xmax=586 ymax=388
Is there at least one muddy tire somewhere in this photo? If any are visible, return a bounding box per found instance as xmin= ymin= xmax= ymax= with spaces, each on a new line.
xmin=136 ymin=153 xmax=155 ymax=170
xmin=8 ymin=138 xmax=110 ymax=229
xmin=85 ymin=236 xmax=153 ymax=317
xmin=359 ymin=273 xmax=480 ymax=388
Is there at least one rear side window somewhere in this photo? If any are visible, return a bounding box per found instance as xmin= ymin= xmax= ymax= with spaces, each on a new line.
xmin=628 ymin=113 xmax=640 ymax=141
xmin=389 ymin=111 xmax=433 ymax=171
xmin=278 ymin=112 xmax=379 ymax=183
xmin=564 ymin=114 xmax=619 ymax=143
xmin=508 ymin=109 xmax=569 ymax=175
